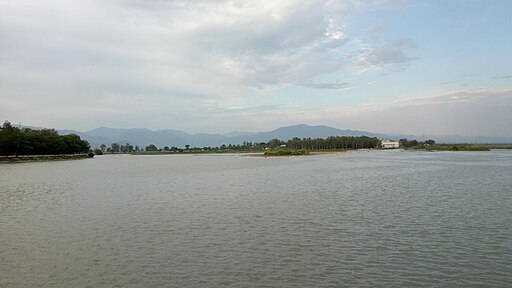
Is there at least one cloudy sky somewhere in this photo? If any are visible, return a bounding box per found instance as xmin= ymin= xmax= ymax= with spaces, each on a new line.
xmin=1 ymin=0 xmax=511 ymax=136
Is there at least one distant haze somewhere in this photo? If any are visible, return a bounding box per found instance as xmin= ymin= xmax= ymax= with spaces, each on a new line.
xmin=51 ymin=124 xmax=512 ymax=148
xmin=1 ymin=1 xmax=511 ymax=137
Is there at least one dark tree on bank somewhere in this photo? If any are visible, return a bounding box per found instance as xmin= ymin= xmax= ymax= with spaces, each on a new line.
xmin=0 ymin=121 xmax=21 ymax=156
xmin=146 ymin=144 xmax=158 ymax=151
xmin=212 ymin=135 xmax=381 ymax=152
xmin=399 ymin=138 xmax=435 ymax=148
xmin=286 ymin=136 xmax=380 ymax=150
xmin=0 ymin=120 xmax=90 ymax=156
xmin=110 ymin=142 xmax=120 ymax=153
xmin=267 ymin=138 xmax=285 ymax=148
xmin=121 ymin=143 xmax=134 ymax=153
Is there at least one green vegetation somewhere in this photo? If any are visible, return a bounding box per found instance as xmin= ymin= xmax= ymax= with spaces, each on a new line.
xmin=95 ymin=135 xmax=380 ymax=156
xmin=399 ymin=138 xmax=436 ymax=148
xmin=481 ymin=145 xmax=512 ymax=149
xmin=0 ymin=120 xmax=90 ymax=157
xmin=112 ymin=135 xmax=381 ymax=155
xmin=405 ymin=144 xmax=492 ymax=151
xmin=287 ymin=136 xmax=380 ymax=150
xmin=398 ymin=138 xmax=505 ymax=151
xmin=145 ymin=144 xmax=158 ymax=151
xmin=264 ymin=149 xmax=310 ymax=156
xmin=423 ymin=145 xmax=490 ymax=151
xmin=428 ymin=145 xmax=490 ymax=151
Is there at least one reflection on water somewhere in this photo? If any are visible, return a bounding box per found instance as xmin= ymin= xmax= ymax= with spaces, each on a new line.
xmin=1 ymin=150 xmax=511 ymax=287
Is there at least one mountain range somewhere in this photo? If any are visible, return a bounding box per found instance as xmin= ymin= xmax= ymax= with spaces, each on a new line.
xmin=57 ymin=124 xmax=386 ymax=148
xmin=50 ymin=124 xmax=512 ymax=148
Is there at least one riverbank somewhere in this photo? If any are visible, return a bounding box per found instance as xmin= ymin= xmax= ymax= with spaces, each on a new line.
xmin=0 ymin=154 xmax=93 ymax=163
xmin=241 ymin=149 xmax=354 ymax=157
xmin=127 ymin=149 xmax=357 ymax=157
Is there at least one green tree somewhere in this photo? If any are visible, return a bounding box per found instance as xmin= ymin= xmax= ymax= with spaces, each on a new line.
xmin=146 ymin=144 xmax=158 ymax=151
xmin=267 ymin=138 xmax=284 ymax=148
xmin=111 ymin=142 xmax=120 ymax=153
xmin=1 ymin=121 xmax=90 ymax=156
xmin=61 ymin=134 xmax=90 ymax=154
xmin=0 ymin=121 xmax=21 ymax=156
xmin=121 ymin=143 xmax=133 ymax=153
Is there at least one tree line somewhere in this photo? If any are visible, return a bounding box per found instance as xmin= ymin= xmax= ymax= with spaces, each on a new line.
xmin=399 ymin=138 xmax=435 ymax=148
xmin=286 ymin=136 xmax=380 ymax=150
xmin=0 ymin=121 xmax=90 ymax=156
xmin=98 ymin=135 xmax=381 ymax=153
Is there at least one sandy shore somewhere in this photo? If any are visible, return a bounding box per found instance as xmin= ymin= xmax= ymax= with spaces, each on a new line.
xmin=309 ymin=150 xmax=353 ymax=155
xmin=241 ymin=150 xmax=355 ymax=157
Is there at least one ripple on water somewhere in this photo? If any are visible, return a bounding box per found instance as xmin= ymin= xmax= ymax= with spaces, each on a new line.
xmin=1 ymin=151 xmax=511 ymax=287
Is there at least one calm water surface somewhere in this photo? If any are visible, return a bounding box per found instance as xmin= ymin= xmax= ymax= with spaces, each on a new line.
xmin=1 ymin=150 xmax=511 ymax=287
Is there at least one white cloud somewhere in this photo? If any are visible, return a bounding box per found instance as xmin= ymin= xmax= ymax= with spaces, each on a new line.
xmin=1 ymin=0 xmax=418 ymax=131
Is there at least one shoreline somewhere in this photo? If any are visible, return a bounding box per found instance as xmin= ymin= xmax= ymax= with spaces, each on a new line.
xmin=0 ymin=154 xmax=92 ymax=163
xmin=242 ymin=150 xmax=354 ymax=157
xmin=126 ymin=149 xmax=364 ymax=157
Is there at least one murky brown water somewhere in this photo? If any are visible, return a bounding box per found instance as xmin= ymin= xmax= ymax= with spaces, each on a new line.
xmin=1 ymin=150 xmax=511 ymax=287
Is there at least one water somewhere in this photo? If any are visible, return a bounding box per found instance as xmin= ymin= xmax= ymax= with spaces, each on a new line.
xmin=1 ymin=150 xmax=511 ymax=287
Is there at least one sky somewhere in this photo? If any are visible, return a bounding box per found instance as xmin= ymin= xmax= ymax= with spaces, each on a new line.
xmin=1 ymin=0 xmax=511 ymax=136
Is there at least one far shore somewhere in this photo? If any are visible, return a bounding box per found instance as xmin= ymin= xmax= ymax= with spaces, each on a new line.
xmin=236 ymin=150 xmax=355 ymax=157
xmin=4 ymin=147 xmax=507 ymax=163
xmin=114 ymin=149 xmax=381 ymax=157
xmin=125 ymin=149 xmax=358 ymax=157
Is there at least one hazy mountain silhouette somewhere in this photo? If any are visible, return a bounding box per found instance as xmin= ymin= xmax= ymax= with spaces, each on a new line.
xmin=27 ymin=124 xmax=511 ymax=148
xmin=59 ymin=124 xmax=387 ymax=148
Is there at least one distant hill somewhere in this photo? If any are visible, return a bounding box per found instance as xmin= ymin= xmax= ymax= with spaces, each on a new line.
xmin=84 ymin=127 xmax=189 ymax=148
xmin=222 ymin=131 xmax=256 ymax=137
xmin=56 ymin=124 xmax=388 ymax=148
xmin=16 ymin=123 xmax=512 ymax=148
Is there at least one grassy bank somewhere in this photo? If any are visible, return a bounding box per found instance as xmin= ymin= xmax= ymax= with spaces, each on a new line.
xmin=409 ymin=145 xmax=492 ymax=151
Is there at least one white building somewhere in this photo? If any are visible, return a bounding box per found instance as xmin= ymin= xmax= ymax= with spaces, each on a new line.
xmin=381 ymin=140 xmax=400 ymax=149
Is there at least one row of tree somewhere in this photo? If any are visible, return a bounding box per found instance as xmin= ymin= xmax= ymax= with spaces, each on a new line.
xmin=286 ymin=136 xmax=381 ymax=150
xmin=99 ymin=140 xmax=288 ymax=153
xmin=0 ymin=121 xmax=91 ymax=156
xmin=97 ymin=136 xmax=381 ymax=153
xmin=399 ymin=138 xmax=435 ymax=148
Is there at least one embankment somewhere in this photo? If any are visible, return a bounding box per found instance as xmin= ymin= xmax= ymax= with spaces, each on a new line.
xmin=0 ymin=154 xmax=93 ymax=163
